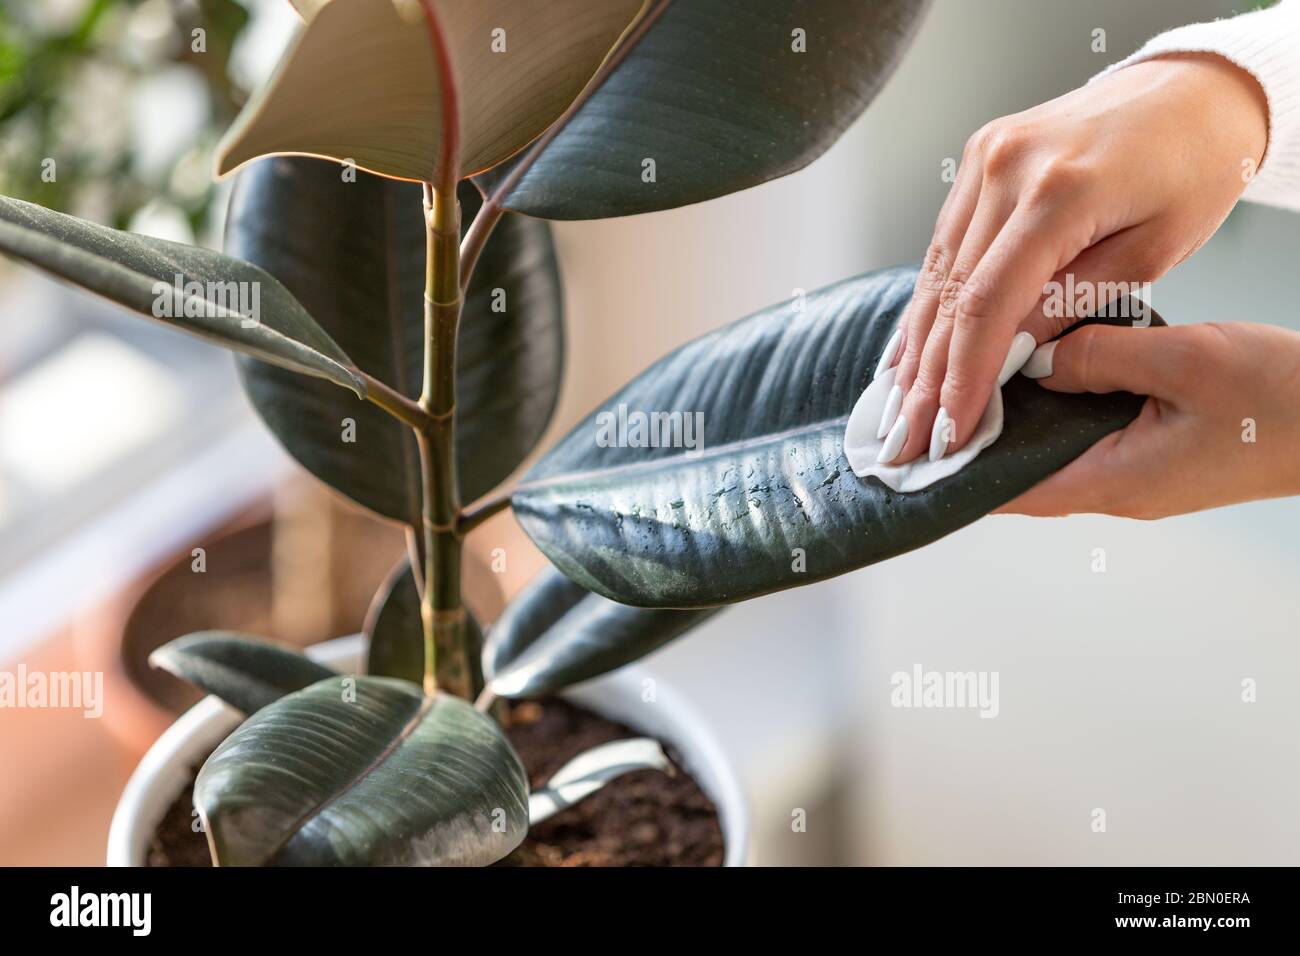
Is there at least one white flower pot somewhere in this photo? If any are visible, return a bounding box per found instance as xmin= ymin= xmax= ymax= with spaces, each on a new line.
xmin=107 ymin=635 xmax=751 ymax=866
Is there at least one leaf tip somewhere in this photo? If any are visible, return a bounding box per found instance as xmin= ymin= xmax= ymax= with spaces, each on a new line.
xmin=214 ymin=117 xmax=268 ymax=183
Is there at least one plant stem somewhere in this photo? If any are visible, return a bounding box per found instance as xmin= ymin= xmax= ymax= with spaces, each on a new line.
xmin=362 ymin=372 xmax=436 ymax=433
xmin=457 ymin=491 xmax=513 ymax=536
xmin=417 ymin=179 xmax=471 ymax=699
xmin=459 ymin=200 xmax=504 ymax=292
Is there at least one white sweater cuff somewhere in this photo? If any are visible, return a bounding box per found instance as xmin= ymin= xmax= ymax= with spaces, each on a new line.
xmin=1092 ymin=1 xmax=1300 ymax=212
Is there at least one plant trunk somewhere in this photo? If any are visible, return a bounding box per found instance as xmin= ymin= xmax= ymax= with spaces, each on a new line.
xmin=418 ymin=182 xmax=472 ymax=699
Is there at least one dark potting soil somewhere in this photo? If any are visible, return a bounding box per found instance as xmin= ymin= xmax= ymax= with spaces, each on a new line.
xmin=147 ymin=698 xmax=724 ymax=867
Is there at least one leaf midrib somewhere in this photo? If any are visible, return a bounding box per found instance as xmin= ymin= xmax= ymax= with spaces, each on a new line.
xmin=0 ymin=214 xmax=362 ymax=392
xmin=266 ymin=686 xmax=436 ymax=862
xmin=517 ymin=413 xmax=849 ymax=494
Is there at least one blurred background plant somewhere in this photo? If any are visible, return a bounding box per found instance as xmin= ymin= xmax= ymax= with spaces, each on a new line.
xmin=0 ymin=0 xmax=252 ymax=240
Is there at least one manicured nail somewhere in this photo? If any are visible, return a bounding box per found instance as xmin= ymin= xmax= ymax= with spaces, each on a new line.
xmin=1021 ymin=341 xmax=1057 ymax=379
xmin=876 ymin=384 xmax=903 ymax=439
xmin=929 ymin=407 xmax=952 ymax=462
xmin=997 ymin=331 xmax=1037 ymax=385
xmin=876 ymin=415 xmax=908 ymax=463
xmin=873 ymin=327 xmax=904 ymax=380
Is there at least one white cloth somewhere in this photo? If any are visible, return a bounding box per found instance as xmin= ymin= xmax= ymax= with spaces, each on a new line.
xmin=843 ymin=366 xmax=1003 ymax=492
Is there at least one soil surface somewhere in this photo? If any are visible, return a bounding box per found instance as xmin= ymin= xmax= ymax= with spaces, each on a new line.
xmin=148 ymin=698 xmax=724 ymax=867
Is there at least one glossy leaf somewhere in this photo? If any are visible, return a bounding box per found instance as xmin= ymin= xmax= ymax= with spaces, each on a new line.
xmin=196 ymin=676 xmax=528 ymax=866
xmin=476 ymin=0 xmax=929 ymax=219
xmin=149 ymin=632 xmax=336 ymax=715
xmin=513 ymin=265 xmax=1163 ymax=608
xmin=365 ymin=558 xmax=484 ymax=691
xmin=528 ymin=738 xmax=670 ymax=826
xmin=0 ymin=196 xmax=364 ymax=395
xmin=483 ymin=567 xmax=717 ymax=698
xmin=226 ymin=157 xmax=563 ymax=522
xmin=218 ymin=0 xmax=644 ymax=183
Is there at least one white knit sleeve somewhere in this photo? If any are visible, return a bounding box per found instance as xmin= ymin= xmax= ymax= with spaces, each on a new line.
xmin=1092 ymin=0 xmax=1300 ymax=212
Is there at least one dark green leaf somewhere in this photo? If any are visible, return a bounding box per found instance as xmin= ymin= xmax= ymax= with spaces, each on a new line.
xmin=366 ymin=558 xmax=484 ymax=691
xmin=512 ymin=265 xmax=1162 ymax=607
xmin=476 ymin=0 xmax=929 ymax=219
xmin=196 ymin=676 xmax=528 ymax=866
xmin=0 ymin=195 xmax=364 ymax=395
xmin=148 ymin=631 xmax=336 ymax=715
xmin=484 ymin=567 xmax=717 ymax=697
xmin=226 ymin=157 xmax=563 ymax=524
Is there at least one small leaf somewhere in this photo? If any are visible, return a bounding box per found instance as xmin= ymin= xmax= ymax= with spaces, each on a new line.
xmin=528 ymin=738 xmax=671 ymax=826
xmin=149 ymin=632 xmax=336 ymax=715
xmin=218 ymin=0 xmax=644 ymax=182
xmin=0 ymin=195 xmax=364 ymax=396
xmin=484 ymin=567 xmax=717 ymax=698
xmin=365 ymin=558 xmax=485 ymax=691
xmin=512 ymin=265 xmax=1163 ymax=607
xmin=196 ymin=676 xmax=528 ymax=866
xmin=226 ymin=157 xmax=563 ymax=522
xmin=477 ymin=0 xmax=930 ymax=219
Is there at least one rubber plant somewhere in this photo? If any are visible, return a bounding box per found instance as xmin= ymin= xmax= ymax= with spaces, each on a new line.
xmin=0 ymin=0 xmax=1155 ymax=865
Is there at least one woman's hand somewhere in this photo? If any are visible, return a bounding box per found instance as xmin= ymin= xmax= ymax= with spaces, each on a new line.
xmin=876 ymin=53 xmax=1270 ymax=466
xmin=995 ymin=321 xmax=1300 ymax=519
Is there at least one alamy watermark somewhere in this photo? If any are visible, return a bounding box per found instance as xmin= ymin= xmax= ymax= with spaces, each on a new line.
xmin=151 ymin=274 xmax=261 ymax=328
xmin=595 ymin=403 xmax=705 ymax=457
xmin=1042 ymin=274 xmax=1152 ymax=327
xmin=50 ymin=886 xmax=150 ymax=936
xmin=0 ymin=665 xmax=102 ymax=718
xmin=891 ymin=663 xmax=999 ymax=718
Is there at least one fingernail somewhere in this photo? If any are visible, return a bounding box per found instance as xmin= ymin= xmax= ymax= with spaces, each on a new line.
xmin=1021 ymin=341 xmax=1057 ymax=379
xmin=997 ymin=331 xmax=1037 ymax=385
xmin=929 ymin=407 xmax=951 ymax=462
xmin=873 ymin=327 xmax=904 ymax=380
xmin=876 ymin=384 xmax=903 ymax=439
xmin=876 ymin=415 xmax=908 ymax=463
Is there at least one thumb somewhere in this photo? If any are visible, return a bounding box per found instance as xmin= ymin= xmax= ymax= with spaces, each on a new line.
xmin=1021 ymin=322 xmax=1187 ymax=401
